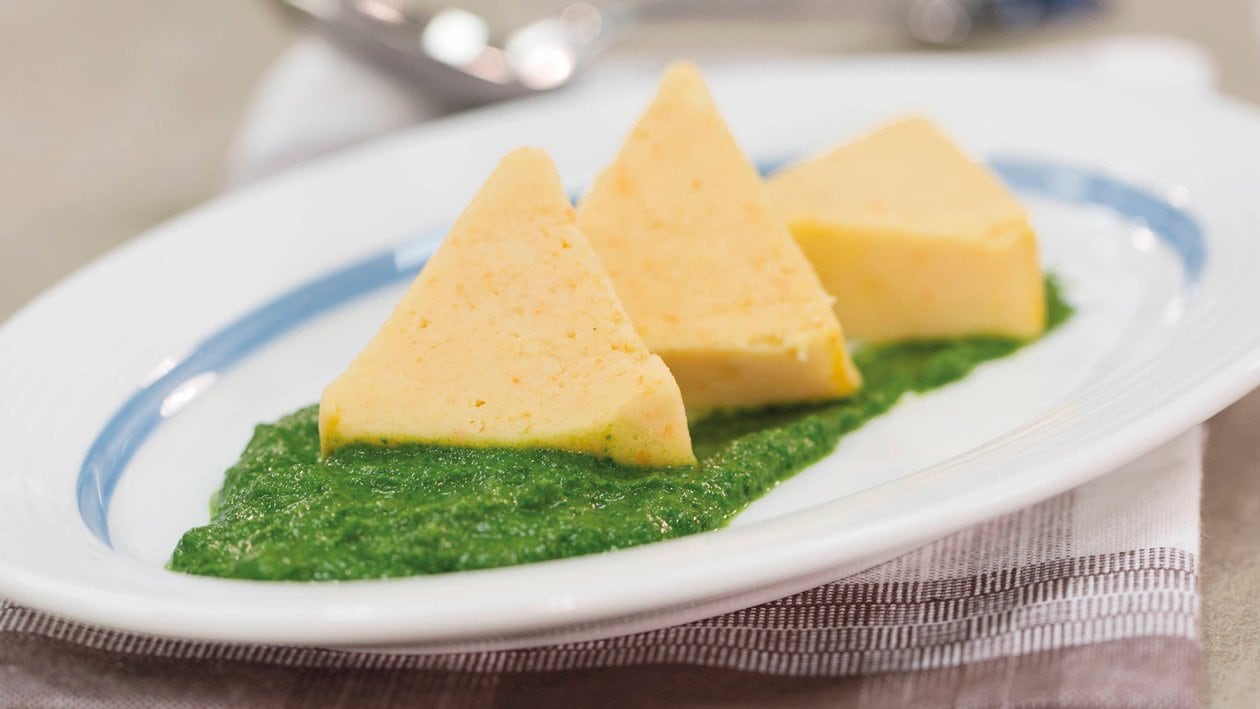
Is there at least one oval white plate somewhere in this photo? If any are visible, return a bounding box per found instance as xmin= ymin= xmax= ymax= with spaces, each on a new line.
xmin=2 ymin=60 xmax=1259 ymax=652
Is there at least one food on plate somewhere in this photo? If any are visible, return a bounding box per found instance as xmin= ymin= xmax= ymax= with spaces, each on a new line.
xmin=318 ymin=147 xmax=695 ymax=467
xmin=169 ymin=279 xmax=1069 ymax=581
xmin=170 ymin=67 xmax=1074 ymax=582
xmin=576 ymin=62 xmax=861 ymax=411
xmin=766 ymin=116 xmax=1046 ymax=342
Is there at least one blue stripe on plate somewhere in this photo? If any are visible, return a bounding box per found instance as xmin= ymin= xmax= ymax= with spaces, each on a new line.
xmin=990 ymin=157 xmax=1205 ymax=282
xmin=77 ymin=158 xmax=1207 ymax=545
xmin=77 ymin=251 xmax=421 ymax=546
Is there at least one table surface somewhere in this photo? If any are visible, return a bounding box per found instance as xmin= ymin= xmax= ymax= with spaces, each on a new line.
xmin=1 ymin=1 xmax=1257 ymax=705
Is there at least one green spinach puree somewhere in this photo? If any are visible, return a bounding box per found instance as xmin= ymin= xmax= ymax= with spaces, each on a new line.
xmin=170 ymin=280 xmax=1070 ymax=581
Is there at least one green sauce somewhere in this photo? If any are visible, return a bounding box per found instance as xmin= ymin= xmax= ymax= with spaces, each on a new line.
xmin=170 ymin=280 xmax=1070 ymax=581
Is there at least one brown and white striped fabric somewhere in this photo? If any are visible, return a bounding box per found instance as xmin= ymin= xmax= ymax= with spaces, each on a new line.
xmin=0 ymin=430 xmax=1202 ymax=707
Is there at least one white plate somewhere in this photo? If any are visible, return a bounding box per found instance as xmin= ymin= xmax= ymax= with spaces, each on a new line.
xmin=2 ymin=60 xmax=1259 ymax=652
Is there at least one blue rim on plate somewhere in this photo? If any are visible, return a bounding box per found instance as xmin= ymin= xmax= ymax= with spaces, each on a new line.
xmin=77 ymin=158 xmax=1206 ymax=547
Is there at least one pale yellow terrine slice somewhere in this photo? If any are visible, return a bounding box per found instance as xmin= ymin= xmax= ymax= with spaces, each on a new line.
xmin=576 ymin=62 xmax=862 ymax=412
xmin=319 ymin=148 xmax=695 ymax=467
xmin=766 ymin=117 xmax=1046 ymax=343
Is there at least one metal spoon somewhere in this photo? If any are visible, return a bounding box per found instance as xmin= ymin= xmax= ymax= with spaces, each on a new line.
xmin=282 ymin=0 xmax=1097 ymax=106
